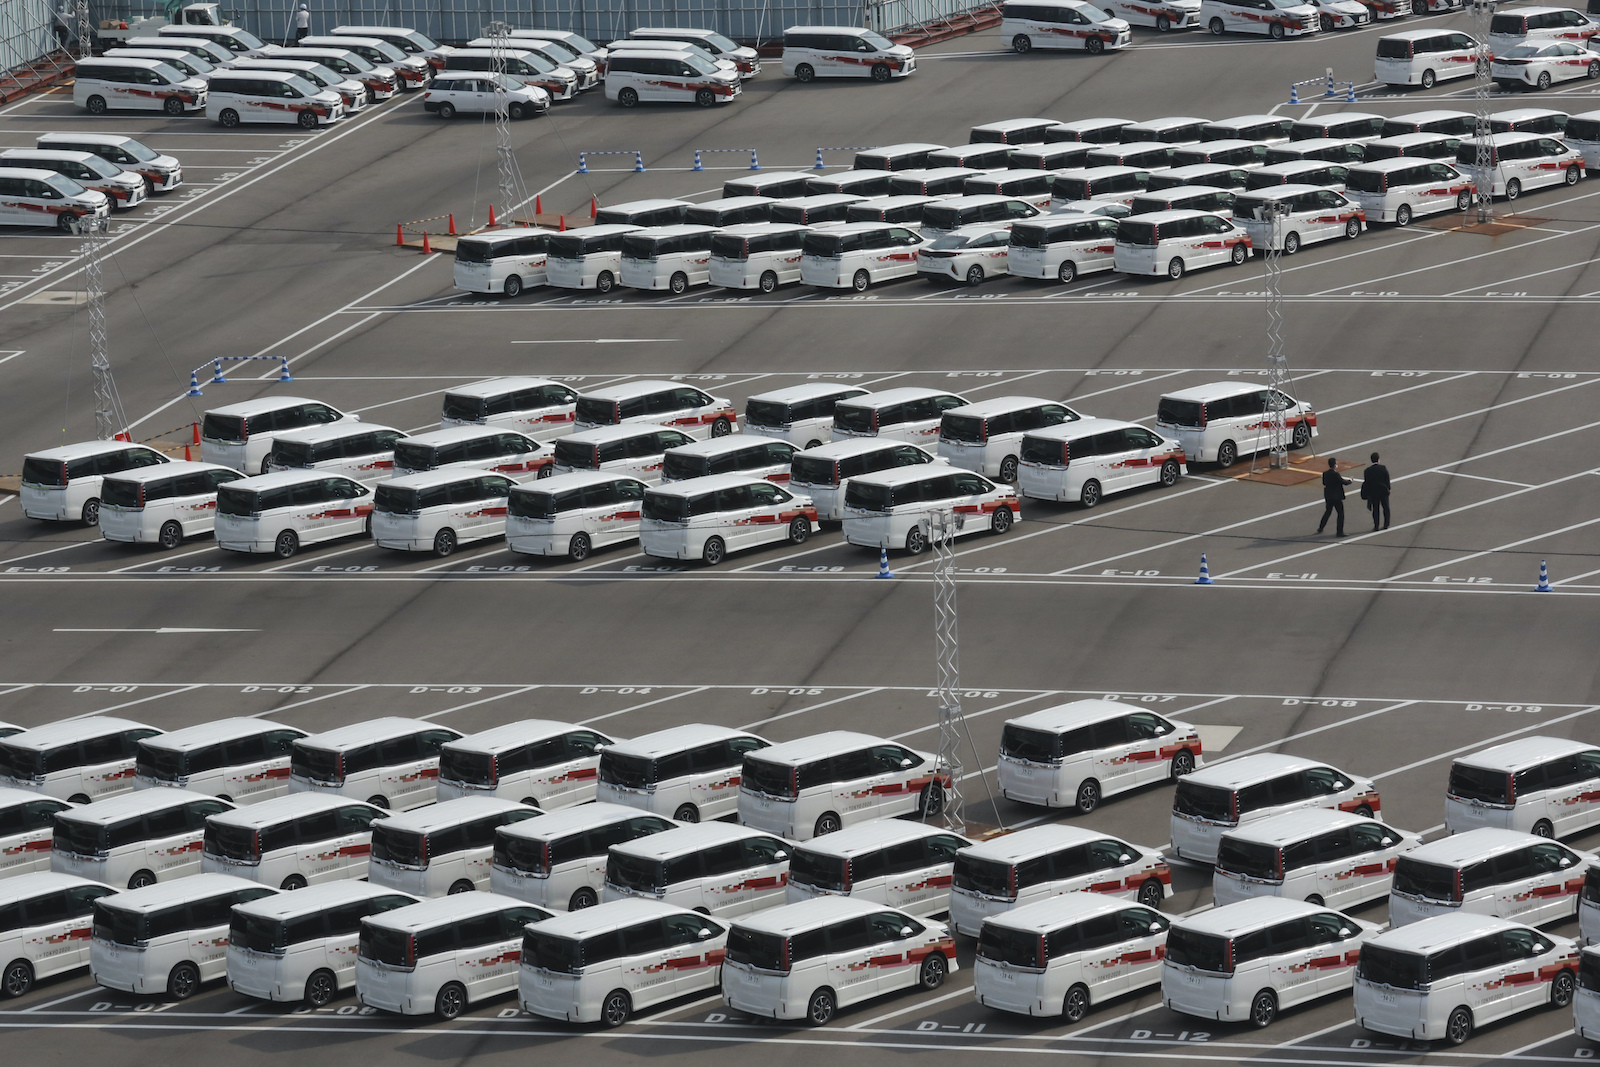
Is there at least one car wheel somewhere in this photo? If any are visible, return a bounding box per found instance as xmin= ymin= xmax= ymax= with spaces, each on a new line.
xmin=164 ymin=96 xmax=184 ymax=116
xmin=273 ymin=529 xmax=298 ymax=559
xmin=1157 ymin=14 xmax=1172 ymax=29
xmin=1013 ymin=33 xmax=1033 ymax=51
xmin=1057 ymin=260 xmax=1077 ymax=283
xmin=701 ymin=535 xmax=726 ymax=565
xmin=1305 ymin=893 xmax=1325 ymax=906
xmin=1345 ymin=218 xmax=1361 ymax=240
xmin=905 ymin=525 xmax=928 ymax=554
xmin=998 ymin=455 xmax=1020 ymax=483
xmin=1080 ymin=479 xmax=1102 ymax=508
xmin=795 ymin=63 xmax=815 ymax=82
xmin=80 ymin=497 xmax=101 ymax=526
xmin=965 ymin=264 xmax=985 ymax=286
xmin=1533 ymin=819 xmax=1554 ymax=838
xmin=1538 ymin=71 xmax=1552 ymax=90
xmin=759 ymin=270 xmax=778 ymax=293
xmin=1456 ymin=190 xmax=1472 ymax=210
xmin=851 ymin=269 xmax=870 ymax=292
xmin=434 ymin=981 xmax=466 ymax=1021
xmin=280 ymin=874 xmax=307 ymax=891
xmin=673 ymin=804 xmax=699 ymax=823
xmin=919 ymin=952 xmax=947 ymax=990
xmin=617 ymin=87 xmax=638 ymax=107
xmin=871 ymin=63 xmax=891 ymax=81
xmin=1250 ymin=988 xmax=1277 ymax=1028
xmin=87 ymin=95 xmax=107 ymax=115
xmin=1086 ymin=35 xmax=1105 ymax=53
xmin=298 ymin=110 xmax=318 ymax=129
xmin=601 ymin=989 xmax=631 ymax=1027
xmin=669 ymin=271 xmax=688 ymax=295
xmin=68 ymin=795 xmax=90 ymax=805
xmin=448 ymin=880 xmax=474 ymax=895
xmin=1445 ymin=1006 xmax=1473 ymax=1045
xmin=156 ymin=520 xmax=184 ymax=549
xmin=1293 ymin=421 xmax=1312 ymax=448
xmin=2 ymin=960 xmax=34 ymax=998
xmin=1216 ymin=440 xmax=1238 ymax=468
xmin=1590 ymin=60 xmax=1600 ymax=79
xmin=1171 ymin=749 xmax=1197 ymax=777
xmin=806 ymin=439 xmax=823 ymax=449
xmin=1421 ymin=68 xmax=1436 ymax=89
xmin=432 ymin=529 xmax=457 ymax=557
xmin=695 ymin=87 xmax=715 ymax=107
xmin=508 ymin=103 xmax=524 ymax=120
xmin=1137 ymin=878 xmax=1164 ymax=907
xmin=1568 ymin=165 xmax=1582 ymax=186
xmin=1160 ymin=458 xmax=1181 ymax=486
xmin=814 ymin=811 xmax=842 ymax=837
xmin=567 ymin=532 xmax=592 ymax=562
xmin=595 ymin=271 xmax=615 ymax=293
xmin=366 ymin=795 xmax=390 ymax=809
xmin=1167 ymin=257 xmax=1185 ymax=279
xmin=1354 ymin=804 xmax=1373 ymax=817
xmin=1506 ymin=178 xmax=1521 ymax=200
xmin=1553 ymin=969 xmax=1577 ymax=1007
xmin=127 ymin=869 xmax=157 ymax=890
xmin=1209 ymin=16 xmax=1225 ymax=32
xmin=1321 ymin=15 xmax=1334 ymax=30
xmin=1269 ymin=20 xmax=1285 ymax=37
xmin=920 ymin=780 xmax=945 ymax=817
xmin=169 ymin=962 xmax=201 ymax=1001
xmin=787 ymin=516 xmax=810 ymax=544
xmin=502 ymin=274 xmax=527 ymax=300
xmin=806 ymin=987 xmax=836 ymax=1025
xmin=1075 ymin=779 xmax=1101 ymax=813
xmin=304 ymin=969 xmax=336 ymax=1008
xmin=569 ymin=887 xmax=599 ymax=910
xmin=1396 ymin=203 xmax=1413 ymax=226
xmin=1063 ymin=985 xmax=1089 ymax=1022
xmin=1283 ymin=231 xmax=1301 ymax=254
xmin=711 ymin=416 xmax=732 ymax=437
xmin=219 ymin=108 xmax=240 ymax=128
xmin=991 ymin=505 xmax=1014 ymax=535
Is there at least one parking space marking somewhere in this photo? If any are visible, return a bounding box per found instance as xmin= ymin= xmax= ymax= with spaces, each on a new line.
xmin=1435 ymin=470 xmax=1536 ymax=489
xmin=1373 ymin=704 xmax=1600 ymax=780
xmin=577 ymin=687 xmax=709 ymax=727
xmin=59 ymin=684 xmax=206 ymax=723
xmin=1307 ymin=220 xmax=1600 ymax=298
xmin=841 ymin=985 xmax=973 ymax=1030
xmin=1380 ymin=514 xmax=1600 ymax=584
xmin=1213 ymin=701 xmax=1415 ymax=765
xmin=419 ymin=685 xmax=541 ymax=721
xmin=245 ymin=685 xmax=372 ymax=720
xmin=740 ymin=688 xmax=883 ymax=731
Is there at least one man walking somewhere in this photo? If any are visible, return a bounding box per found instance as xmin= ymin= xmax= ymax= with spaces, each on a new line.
xmin=1362 ymin=451 xmax=1391 ymax=531
xmin=1317 ymin=456 xmax=1352 ymax=537
xmin=294 ymin=3 xmax=311 ymax=41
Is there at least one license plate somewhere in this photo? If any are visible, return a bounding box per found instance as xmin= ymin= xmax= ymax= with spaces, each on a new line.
xmin=1378 ymin=991 xmax=1397 ymax=1004
xmin=995 ymin=971 xmax=1015 ymax=983
xmin=1184 ymin=973 xmax=1202 ymax=986
xmin=535 ymin=974 xmax=553 ymax=988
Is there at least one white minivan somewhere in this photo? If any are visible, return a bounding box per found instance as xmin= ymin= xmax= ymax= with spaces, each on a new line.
xmin=0 ymin=149 xmax=147 ymax=209
xmin=19 ymin=440 xmax=168 ymax=525
xmin=1154 ymin=381 xmax=1317 ymax=466
xmin=227 ymin=880 xmax=418 ymax=1006
xmin=370 ymin=470 xmax=516 ymax=557
xmin=205 ymin=70 xmax=344 ymax=128
xmin=0 ymin=718 xmax=161 ymax=803
xmin=35 ymin=132 xmax=182 ymax=193
xmin=452 ymin=227 xmax=558 ymax=297
xmin=549 ymin=426 xmax=698 ymax=485
xmin=89 ymin=874 xmax=276 ymax=998
xmin=52 ymin=789 xmax=231 ymax=889
xmin=1170 ymin=755 xmax=1381 ymax=865
xmin=1389 ymin=828 xmax=1594 ymax=928
xmin=506 ymin=472 xmax=648 ymax=562
xmin=200 ymin=793 xmax=384 ymax=889
xmin=1114 ymin=209 xmax=1252 ymax=278
xmin=619 ymin=225 xmax=718 ymax=293
xmin=939 ymin=397 xmax=1080 ymax=482
xmin=440 ymin=377 xmax=578 ymax=440
xmin=1457 ymin=133 xmax=1584 ymax=200
xmin=1007 ymin=214 xmax=1121 ymax=284
xmin=520 ymin=898 xmax=729 ymax=1025
xmin=1344 ymin=158 xmax=1475 ymax=226
xmin=786 ymin=819 xmax=971 ymax=917
xmin=798 ymin=222 xmax=926 ymax=291
xmin=135 ymin=719 xmax=305 ymax=804
xmin=214 ymin=470 xmax=374 ymax=559
xmin=265 ymin=423 xmax=408 ymax=485
xmin=290 ymin=718 xmax=462 ymax=812
xmin=200 ymin=395 xmax=358 ymax=475
xmin=781 ymin=26 xmax=916 ymax=81
xmin=597 ymin=724 xmax=770 ymax=824
xmin=0 ymin=872 xmax=117 ymax=997
xmin=492 ymin=804 xmax=676 ymax=912
xmin=1445 ymin=736 xmax=1600 ymax=839
xmin=369 ymin=797 xmax=542 ymax=898
xmin=744 ymin=384 xmax=871 ymax=449
xmin=604 ymin=823 xmax=791 ymax=917
xmin=948 ymin=825 xmax=1171 ymax=937
xmin=1213 ymin=809 xmax=1420 ymax=910
xmin=603 ymin=49 xmax=741 ymax=107
xmin=543 ymin=225 xmax=642 ymax=293
xmin=72 ymin=56 xmax=207 ymax=115
xmin=662 ymin=437 xmax=797 ymax=486
xmin=842 ymin=465 xmax=1020 ymax=553
xmin=722 ymin=896 xmax=954 ymax=1023
xmin=438 ymin=721 xmax=615 ymax=808
xmin=708 ymin=223 xmax=811 ymax=292
xmin=96 ymin=460 xmax=242 ymax=548
xmin=997 ymin=698 xmax=1205 ymax=812
xmin=974 ymin=894 xmax=1169 ymax=1020
xmin=790 ymin=439 xmax=940 ymax=522
xmin=1355 ymin=913 xmax=1579 ymax=1045
xmin=355 ymin=893 xmax=554 ymax=1019
xmin=738 ymin=733 xmax=948 ymax=840
xmin=0 ymin=788 xmax=75 ymax=879
xmin=1232 ymin=186 xmax=1365 ymax=253
xmin=1001 ymin=0 xmax=1136 ymax=51
xmin=392 ymin=426 xmax=551 ymax=482
xmin=1200 ymin=0 xmax=1320 ymax=38
xmin=573 ymin=380 xmax=738 ymax=439
xmin=1163 ymin=898 xmax=1378 ymax=1027
xmin=1017 ymin=417 xmax=1187 ymax=507
xmin=639 ymin=474 xmax=817 ymax=566
xmin=832 ymin=387 xmax=969 ymax=448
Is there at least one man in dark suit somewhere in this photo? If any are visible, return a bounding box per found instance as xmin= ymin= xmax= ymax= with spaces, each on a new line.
xmin=1317 ymin=456 xmax=1352 ymax=537
xmin=1362 ymin=451 xmax=1391 ymax=531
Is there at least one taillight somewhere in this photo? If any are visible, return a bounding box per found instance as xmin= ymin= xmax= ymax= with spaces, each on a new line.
xmin=251 ymin=829 xmax=261 ymax=859
xmin=978 ymin=419 xmax=990 ymax=443
xmin=870 ymin=410 xmax=880 ymax=432
xmin=1061 ymin=442 xmax=1071 ymax=467
xmin=842 ymin=858 xmax=852 ymax=891
xmin=830 ymin=461 xmax=841 ymax=486
xmin=239 ymin=417 xmax=250 ymax=441
xmin=1038 ymin=933 xmax=1048 ymax=966
xmin=1224 ymin=938 xmax=1236 ymax=974
xmin=1229 ymin=791 xmax=1240 ymax=822
xmin=1275 ymin=848 xmax=1285 ymax=880
xmin=57 ymin=461 xmax=68 ymax=484
xmin=780 ymin=937 xmax=792 ymax=973
xmin=1454 ymin=868 xmax=1464 ymax=903
xmin=336 ymin=752 xmax=346 ymax=782
xmin=490 ymin=754 xmax=500 ymax=786
xmin=1508 ymin=772 xmax=1516 ymax=802
xmin=136 ymin=484 xmax=146 ymax=507
xmin=406 ymin=933 xmax=417 ymax=966
xmin=1008 ymin=864 xmax=1018 ymax=898
xmin=610 ymin=402 xmax=621 ymax=424
xmin=420 ymin=835 xmax=430 ymax=866
xmin=1198 ymin=403 xmax=1208 ymax=427
xmin=789 ymin=766 xmax=799 ymax=798
xmin=590 ymin=445 xmax=600 ymax=469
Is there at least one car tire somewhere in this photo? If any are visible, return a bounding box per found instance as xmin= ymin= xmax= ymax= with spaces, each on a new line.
xmin=1167 ymin=257 xmax=1185 ymax=279
xmin=169 ymin=961 xmax=201 ymax=1001
xmin=669 ymin=271 xmax=688 ymax=295
xmin=595 ymin=271 xmax=615 ymax=293
xmin=701 ymin=536 xmax=726 ymax=565
xmin=1456 ymin=190 xmax=1472 ymax=211
xmin=795 ymin=63 xmax=815 ymax=82
xmin=872 ymin=63 xmax=891 ymax=81
xmin=87 ymin=95 xmax=107 ymax=115
xmin=1157 ymin=14 xmax=1172 ymax=29
xmin=759 ymin=270 xmax=778 ymax=293
xmin=1354 ymin=804 xmax=1373 ymax=817
xmin=919 ymin=952 xmax=947 ymax=990
xmin=1445 ymin=1006 xmax=1473 ymax=1045
xmin=1269 ymin=21 xmax=1285 ymax=37
xmin=1538 ymin=71 xmax=1552 ymax=90
xmin=298 ymin=110 xmax=318 ymax=129
xmin=508 ymin=103 xmax=525 ymax=120
xmin=965 ymin=264 xmax=985 ymax=286
xmin=1421 ymin=68 xmax=1436 ymax=89
xmin=436 ymin=100 xmax=456 ymax=119
xmin=1568 ymin=165 xmax=1582 ymax=186
xmin=156 ymin=520 xmax=184 ymax=549
xmin=1396 ymin=203 xmax=1413 ymax=226
xmin=1321 ymin=15 xmax=1334 ymax=30
xmin=366 ymin=795 xmax=390 ymax=809
xmin=1283 ymin=231 xmax=1301 ymax=254
xmin=536 ymin=464 xmax=553 ymax=480
xmin=1086 ymin=36 xmax=1105 ymax=53
xmin=432 ymin=528 xmax=456 ymax=557
xmin=851 ymin=269 xmax=870 ymax=292
xmin=2 ymin=959 xmax=34 ymax=999
xmin=448 ymin=880 xmax=474 ymax=895
xmin=1013 ymin=33 xmax=1033 ymax=51
xmin=1216 ymin=440 xmax=1238 ymax=468
xmin=1590 ymin=60 xmax=1600 ymax=79
xmin=1209 ymin=16 xmax=1225 ymax=32
xmin=991 ymin=505 xmax=1013 ymax=534
xmin=1080 ymin=479 xmax=1102 ymax=508
xmin=1293 ymin=421 xmax=1312 ymax=448
xmin=280 ymin=874 xmax=307 ymax=891
xmin=920 ymin=780 xmax=945 ymax=817
xmin=68 ymin=795 xmax=90 ymax=805
xmin=568 ymin=532 xmax=592 ymax=562
xmin=1171 ymin=749 xmax=1197 ymax=777
xmin=219 ymin=108 xmax=240 ymax=128
xmin=163 ymin=96 xmax=185 ymax=116
xmin=673 ymin=804 xmax=699 ymax=823
xmin=1305 ymin=893 xmax=1325 ymax=906
xmin=304 ymin=969 xmax=336 ymax=1008
xmin=1137 ymin=878 xmax=1164 ymax=907
xmin=127 ymin=868 xmax=156 ymax=889
xmin=806 ymin=987 xmax=835 ymax=1026
xmin=1345 ymin=218 xmax=1361 ymax=239
xmin=569 ymin=887 xmax=599 ymax=910
xmin=601 ymin=989 xmax=631 ymax=1027
xmin=1063 ymin=984 xmax=1089 ymax=1022
xmin=1553 ymin=969 xmax=1577 ymax=1008
xmin=814 ymin=812 xmax=842 ymax=837
xmin=1075 ymin=779 xmax=1101 ymax=814
xmin=1250 ymin=988 xmax=1277 ymax=1028
xmin=273 ymin=529 xmax=298 ymax=559
xmin=711 ymin=417 xmax=732 ymax=437
xmin=787 ymin=516 xmax=810 ymax=544
xmin=905 ymin=525 xmax=928 ymax=554
xmin=1057 ymin=260 xmax=1077 ymax=283
xmin=1160 ymin=458 xmax=1181 ymax=486
xmin=503 ymin=275 xmax=523 ymax=298
xmin=617 ymin=87 xmax=638 ymax=107
xmin=696 ymin=87 xmax=715 ymax=107
xmin=434 ymin=981 xmax=466 ymax=1021
xmin=1533 ymin=819 xmax=1554 ymax=838
xmin=1506 ymin=178 xmax=1521 ymax=200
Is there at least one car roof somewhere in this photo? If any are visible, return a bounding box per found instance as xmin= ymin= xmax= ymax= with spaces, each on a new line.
xmin=58 ymin=787 xmax=214 ymax=824
xmin=459 ymin=227 xmax=560 ymax=245
xmin=97 ymin=460 xmax=232 ymax=484
xmin=1355 ymin=157 xmax=1457 ymax=174
xmin=1383 ymin=28 xmax=1465 ymax=39
xmin=787 ymin=25 xmax=888 ymax=33
xmin=839 ymin=386 xmax=965 ymax=407
xmin=606 ymin=723 xmax=759 ymax=758
xmin=446 ymin=719 xmax=606 ymax=754
xmin=402 ymin=425 xmax=532 ymax=447
xmin=1221 ymin=808 xmax=1387 ymax=846
xmin=216 ymin=69 xmax=300 ymax=81
xmin=749 ymin=383 xmax=868 ymax=403
xmin=726 ymin=172 xmax=813 ymax=185
xmin=272 ymin=421 xmax=398 ymax=445
xmin=851 ymin=195 xmax=941 ymax=209
xmin=862 ymin=142 xmax=946 ymax=154
xmin=217 ymin=469 xmax=334 ymax=492
xmin=1279 ymin=137 xmax=1362 ymax=151
xmin=364 ymin=891 xmax=534 ymax=931
xmin=206 ymin=395 xmax=323 ymax=417
xmin=1024 ymin=416 xmax=1146 ymax=442
xmin=79 ymin=56 xmax=167 ymax=68
xmin=1181 ymin=138 xmax=1258 ymax=153
xmin=1161 ymin=163 xmax=1241 ymax=178
xmin=622 ymin=224 xmax=720 ymax=239
xmin=1054 ymin=117 xmax=1133 ymax=131
xmin=795 ymin=818 xmax=969 ymax=858
xmin=229 ymin=878 xmax=413 ymax=918
xmin=554 ymin=224 xmax=641 ymax=237
xmin=775 ymin=193 xmax=865 ymax=207
xmin=97 ymin=873 xmax=265 ymax=913
xmin=2 ymin=717 xmax=152 ymax=751
xmin=597 ymin=199 xmax=690 ymax=212
xmin=1093 ymin=140 xmax=1174 ymax=154
xmin=1488 ymin=131 xmax=1553 ymax=144
xmin=1367 ymin=912 xmax=1519 ymax=953
xmin=1130 ymin=209 xmax=1228 ymax=223
xmin=1058 ymin=165 xmax=1147 ymax=179
xmin=562 ymin=424 xmax=677 ymax=445
xmin=924 ymin=194 xmax=1019 ymax=210
xmin=945 ymin=396 xmax=1061 ymax=418
xmin=1456 ymin=735 xmax=1595 ymax=773
xmin=797 ymin=438 xmax=928 ymax=460
xmin=582 ymin=379 xmax=703 ymax=401
xmin=801 ymin=221 xmax=901 ymax=236
xmin=648 ymin=472 xmax=785 ymax=498
xmin=1183 ymin=753 xmax=1323 ymax=788
xmin=732 ymin=895 xmax=887 ymax=934
xmin=529 ymin=898 xmax=699 ymax=939
xmin=1006 ymin=697 xmax=1149 ymax=731
xmin=1403 ymin=827 xmax=1560 ymax=866
xmin=938 ymin=223 xmax=1016 ymax=239
xmin=0 ymin=872 xmax=111 ymax=906
xmin=298 ymin=717 xmax=456 ymax=750
xmin=694 ymin=196 xmax=779 ymax=210
xmin=985 ymin=890 xmax=1134 ymax=933
xmin=235 ymin=57 xmax=323 ymax=67
xmin=668 ymin=436 xmax=780 ymax=458
xmin=1390 ymin=109 xmax=1473 ymax=122
xmin=141 ymin=717 xmax=300 ymax=752
xmin=1161 ymin=381 xmax=1267 ymax=402
xmin=510 ymin=471 xmax=640 ymax=494
xmin=37 ymin=133 xmax=140 ymax=147
xmin=0 ymin=166 xmax=80 ymax=182
xmin=303 ymin=35 xmax=390 ymax=47
xmin=751 ymin=731 xmax=906 ymax=765
xmin=1140 ymin=185 xmax=1230 ymax=201
xmin=612 ymin=821 xmax=771 ymax=859
xmin=1208 ymin=114 xmax=1286 ymax=127
xmin=960 ymin=824 xmax=1127 ymax=862
xmin=0 ymin=785 xmax=72 ymax=809
xmin=382 ymin=468 xmax=508 ymax=490
xmin=207 ymin=792 xmax=363 ymax=827
xmin=1 ymin=149 xmax=106 ymax=165
xmin=1176 ymin=897 xmax=1325 ymax=937
xmin=823 ymin=170 xmax=896 ymax=184
xmin=973 ymin=118 xmax=1059 ymax=132
xmin=372 ymin=796 xmax=536 ymax=833
xmin=1241 ymin=183 xmax=1341 ymax=199
xmin=1370 ymin=133 xmax=1454 ymax=147
xmin=852 ymin=463 xmax=988 ymax=488
xmin=1294 ymin=111 xmax=1384 ymax=125
xmin=894 ymin=167 xmax=986 ymax=181
xmin=499 ymin=802 xmax=657 ymax=844
xmin=1254 ymin=161 xmax=1336 ymax=175
xmin=1491 ymin=108 xmax=1568 ymax=120
xmin=1496 ymin=5 xmax=1567 ymax=13
xmin=1128 ymin=116 xmax=1208 ymax=129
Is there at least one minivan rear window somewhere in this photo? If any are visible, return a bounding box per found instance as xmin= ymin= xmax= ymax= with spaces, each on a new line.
xmin=1447 ymin=764 xmax=1511 ymax=805
xmin=789 ymin=849 xmax=847 ymax=892
xmin=1216 ymin=837 xmax=1280 ymax=880
xmin=203 ymin=414 xmax=247 ymax=443
xmin=1358 ymin=944 xmax=1427 ymax=989
xmin=1173 ymin=781 xmax=1233 ymax=822
xmin=727 ymin=927 xmax=787 ymax=970
xmin=978 ymin=924 xmax=1041 ymax=968
xmin=953 ymin=854 xmax=1011 ymax=897
xmin=21 ymin=458 xmax=66 ymax=486
xmin=1376 ymin=38 xmax=1413 ymax=59
xmin=1000 ymin=725 xmax=1062 ymax=763
xmin=1166 ymin=928 xmax=1230 ymax=973
xmin=1157 ymin=398 xmax=1203 ymax=426
xmin=1393 ymin=857 xmax=1457 ymax=900
xmin=575 ymin=398 xmax=618 ymax=425
xmin=833 ymin=405 xmax=874 ymax=435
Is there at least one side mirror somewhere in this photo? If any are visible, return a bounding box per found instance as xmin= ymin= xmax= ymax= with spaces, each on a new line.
xmin=900 ymin=758 xmax=913 ymax=768
xmin=697 ymin=928 xmax=713 ymax=939
xmin=773 ymin=850 xmax=787 ymax=861
xmin=1561 ymin=856 xmax=1574 ymax=867
xmin=1119 ymin=854 xmax=1132 ymax=863
xmin=899 ymin=927 xmax=914 ymax=937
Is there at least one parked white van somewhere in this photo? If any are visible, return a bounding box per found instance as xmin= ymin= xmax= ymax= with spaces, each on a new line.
xmin=1584 ymin=868 xmax=1600 ymax=944
xmin=738 ymin=733 xmax=948 ymax=840
xmin=355 ymin=893 xmax=553 ymax=1019
xmin=1170 ymin=755 xmax=1381 ymax=865
xmin=135 ymin=719 xmax=306 ymax=804
xmin=391 ymin=426 xmax=551 ymax=482
xmin=0 ymin=872 xmax=116 ymax=997
xmin=598 ymin=725 xmax=769 ymax=824
xmin=687 ymin=197 xmax=779 ymax=228
xmin=0 ymin=149 xmax=147 ymax=209
xmin=89 ymin=874 xmax=276 ymax=998
xmin=593 ymin=199 xmax=690 ymax=228
xmin=290 ymin=719 xmax=462 ymax=812
xmin=227 ymin=880 xmax=417 ymax=1006
xmin=842 ymin=465 xmax=1019 ymax=553
xmin=550 ymin=426 xmax=697 ymax=485
xmin=35 ymin=132 xmax=182 ymax=194
xmin=521 ymin=898 xmax=728 ymax=1025
xmin=200 ymin=395 xmax=358 ymax=474
xmin=744 ymin=384 xmax=871 ymax=449
xmin=1007 ymin=214 xmax=1122 ymax=284
xmin=19 ymin=440 xmax=168 ymax=525
xmin=369 ymin=797 xmax=542 ymax=898
xmin=439 ymin=721 xmax=615 ymax=808
xmin=1445 ymin=737 xmax=1600 ymax=839
xmin=640 ymin=475 xmax=817 ymax=565
xmin=0 ymin=788 xmax=75 ymax=879
xmin=832 ymin=387 xmax=969 ymax=448
xmin=573 ymin=380 xmax=738 ymax=439
xmin=1017 ymin=417 xmax=1187 ymax=507
xmin=1562 ymin=111 xmax=1600 ymax=171
xmin=214 ymin=470 xmax=374 ymax=558
xmin=631 ymin=26 xmax=760 ymax=76
xmin=200 ymin=793 xmax=384 ymax=888
xmin=662 ymin=437 xmax=798 ymax=484
xmin=619 ymin=225 xmax=719 ymax=292
xmin=603 ymin=49 xmax=740 ymax=107
xmin=1232 ymin=186 xmax=1365 ymax=252
xmin=206 ymin=70 xmax=344 ymax=128
xmin=781 ymin=26 xmax=916 ymax=81
xmin=96 ymin=460 xmax=242 ymax=548
xmin=786 ymin=820 xmax=971 ymax=917
xmin=1355 ymin=913 xmax=1579 ymax=1044
xmin=1154 ymin=381 xmax=1317 ymax=466
xmin=1051 ymin=166 xmax=1152 ymax=206
xmin=948 ymin=825 xmax=1171 ymax=937
xmin=1345 ymin=158 xmax=1475 ymax=226
xmin=1459 ymin=132 xmax=1584 ymax=199
xmin=1163 ymin=898 xmax=1378 ymax=1027
xmin=938 ymin=397 xmax=1080 ymax=482
xmin=605 ymin=822 xmax=790 ymax=917
xmin=1390 ymin=828 xmax=1593 ymax=928
xmin=72 ymin=56 xmax=207 ymax=115
xmin=453 ymin=227 xmax=558 ymax=297
xmin=1213 ymin=810 xmax=1420 ymax=909
xmin=722 ymin=896 xmax=954 ymax=1023
xmin=708 ymin=223 xmax=811 ymax=292
xmin=543 ymin=225 xmax=642 ymax=292
xmin=789 ymin=439 xmax=939 ymax=522
xmin=265 ymin=423 xmax=408 ymax=485
xmin=974 ymin=893 xmax=1169 ymax=1019
xmin=493 ymin=804 xmax=675 ymax=911
xmin=1576 ymin=944 xmax=1600 ymax=1035
xmin=1115 ymin=209 xmax=1252 ymax=277
xmin=0 ymin=719 xmax=161 ymax=803
xmin=370 ymin=470 xmax=516 ymax=557
xmin=506 ymin=473 xmax=647 ymax=562
xmin=998 ymin=699 xmax=1204 ymax=812
xmin=1199 ymin=0 xmax=1319 ymax=38
xmin=52 ymin=789 xmax=230 ymax=889
xmin=798 ymin=222 xmax=926 ymax=290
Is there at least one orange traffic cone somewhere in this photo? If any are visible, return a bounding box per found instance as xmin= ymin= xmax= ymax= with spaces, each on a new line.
xmin=488 ymin=204 xmax=497 ymax=226
xmin=448 ymin=213 xmax=457 ymax=235
xmin=191 ymin=422 xmax=200 ymax=444
xmin=590 ymin=195 xmax=598 ymax=219
xmin=422 ymin=231 xmax=432 ymax=254
xmin=184 ymin=445 xmax=192 ymax=460
xmin=559 ymin=215 xmax=566 ymax=231
xmin=535 ymin=194 xmax=542 ymax=215
xmin=395 ymin=223 xmax=404 ymax=246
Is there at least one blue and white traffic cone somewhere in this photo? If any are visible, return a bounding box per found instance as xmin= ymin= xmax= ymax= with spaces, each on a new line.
xmin=813 ymin=147 xmax=827 ymax=170
xmin=576 ymin=152 xmax=589 ymax=174
xmin=186 ymin=370 xmax=203 ymax=397
xmin=1536 ymin=559 xmax=1553 ymax=592
xmin=1289 ymin=84 xmax=1300 ymax=105
xmin=210 ymin=359 xmax=227 ymax=385
xmin=277 ymin=356 xmax=294 ymax=383
xmin=633 ymin=151 xmax=646 ymax=173
xmin=1325 ymin=71 xmax=1336 ymax=97
xmin=874 ymin=546 xmax=895 ymax=579
xmin=692 ymin=150 xmax=704 ymax=171
xmin=1346 ymin=81 xmax=1357 ymax=103
xmin=748 ymin=148 xmax=761 ymax=170
xmin=1195 ymin=553 xmax=1214 ymax=585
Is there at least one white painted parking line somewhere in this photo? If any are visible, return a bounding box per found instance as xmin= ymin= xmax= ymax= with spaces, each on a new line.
xmin=889 ymin=692 xmax=1061 ymax=742
xmin=1435 ymin=470 xmax=1536 ymax=489
xmin=1308 ymin=220 xmax=1600 ymax=297
xmin=0 ymin=541 xmax=95 ymax=567
xmin=107 ymin=544 xmax=219 ymax=573
xmin=1445 ymin=254 xmax=1600 ymax=296
xmin=740 ymin=688 xmax=883 ymax=731
xmin=578 ymin=687 xmax=709 ymax=727
xmin=21 ymin=988 xmax=101 ymax=1013
xmin=420 ymin=685 xmax=541 ymax=721
xmin=1056 ymin=1000 xmax=1167 ymax=1036
xmin=1373 ymin=705 xmax=1600 ymax=780
xmin=1212 ymin=701 xmax=1415 ymax=766
xmin=1381 ymin=514 xmax=1600 ymax=584
xmin=246 ymin=685 xmax=371 ymax=720
xmin=60 ymin=685 xmax=206 ymax=723
xmin=261 ymin=542 xmax=371 ymax=572
xmin=1313 ymin=370 xmax=1475 ymax=416
xmin=841 ymin=984 xmax=973 ymax=1029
